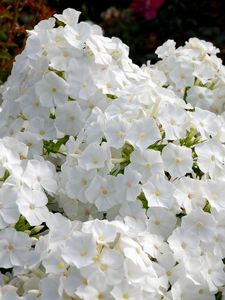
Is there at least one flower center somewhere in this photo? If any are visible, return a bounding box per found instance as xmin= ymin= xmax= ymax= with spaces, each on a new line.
xmin=187 ymin=193 xmax=193 ymax=200
xmin=181 ymin=242 xmax=187 ymax=249
xmin=7 ymin=243 xmax=15 ymax=252
xmin=196 ymin=221 xmax=204 ymax=229
xmin=144 ymin=162 xmax=151 ymax=169
xmin=81 ymin=179 xmax=88 ymax=186
xmin=175 ymin=157 xmax=182 ymax=163
xmin=92 ymin=159 xmax=99 ymax=165
xmin=57 ymin=261 xmax=65 ymax=269
xmin=98 ymin=293 xmax=104 ymax=300
xmin=51 ymin=87 xmax=57 ymax=93
xmin=29 ymin=204 xmax=35 ymax=210
xmin=100 ymin=264 xmax=108 ymax=272
xmin=154 ymin=219 xmax=161 ymax=225
xmin=80 ymin=250 xmax=87 ymax=257
xmin=118 ymin=131 xmax=125 ymax=139
xmin=154 ymin=190 xmax=161 ymax=197
xmin=100 ymin=188 xmax=108 ymax=196
xmin=139 ymin=132 xmax=146 ymax=139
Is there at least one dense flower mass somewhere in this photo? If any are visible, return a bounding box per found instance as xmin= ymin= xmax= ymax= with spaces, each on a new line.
xmin=1 ymin=8 xmax=225 ymax=299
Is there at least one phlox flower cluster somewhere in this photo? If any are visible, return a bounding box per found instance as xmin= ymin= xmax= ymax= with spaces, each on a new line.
xmin=0 ymin=8 xmax=225 ymax=300
xmin=155 ymin=38 xmax=225 ymax=114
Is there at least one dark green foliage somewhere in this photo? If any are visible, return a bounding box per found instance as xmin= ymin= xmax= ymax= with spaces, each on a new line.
xmin=43 ymin=135 xmax=69 ymax=155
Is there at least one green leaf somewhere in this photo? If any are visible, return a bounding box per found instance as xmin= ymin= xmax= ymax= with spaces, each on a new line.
xmin=215 ymin=292 xmax=223 ymax=300
xmin=0 ymin=32 xmax=8 ymax=41
xmin=30 ymin=225 xmax=45 ymax=236
xmin=121 ymin=142 xmax=134 ymax=159
xmin=48 ymin=67 xmax=65 ymax=79
xmin=52 ymin=135 xmax=70 ymax=152
xmin=176 ymin=210 xmax=186 ymax=218
xmin=106 ymin=94 xmax=118 ymax=100
xmin=138 ymin=192 xmax=148 ymax=209
xmin=183 ymin=86 xmax=190 ymax=102
xmin=203 ymin=200 xmax=211 ymax=213
xmin=0 ymin=51 xmax=11 ymax=60
xmin=179 ymin=129 xmax=202 ymax=148
xmin=148 ymin=142 xmax=166 ymax=152
xmin=0 ymin=170 xmax=10 ymax=182
xmin=15 ymin=216 xmax=31 ymax=232
xmin=43 ymin=135 xmax=69 ymax=154
xmin=192 ymin=163 xmax=204 ymax=179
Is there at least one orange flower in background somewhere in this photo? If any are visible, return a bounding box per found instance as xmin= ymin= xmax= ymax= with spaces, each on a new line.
xmin=130 ymin=0 xmax=165 ymax=20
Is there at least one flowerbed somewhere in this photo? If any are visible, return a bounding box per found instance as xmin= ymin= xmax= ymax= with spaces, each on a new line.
xmin=0 ymin=8 xmax=225 ymax=299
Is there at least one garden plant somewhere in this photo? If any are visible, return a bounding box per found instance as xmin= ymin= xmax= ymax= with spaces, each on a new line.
xmin=1 ymin=8 xmax=225 ymax=300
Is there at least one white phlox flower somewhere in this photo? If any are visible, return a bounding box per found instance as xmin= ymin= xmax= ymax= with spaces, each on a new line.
xmin=0 ymin=7 xmax=225 ymax=300
xmin=0 ymin=228 xmax=31 ymax=268
xmin=16 ymin=188 xmax=49 ymax=226
xmin=161 ymin=143 xmax=193 ymax=178
xmin=142 ymin=174 xmax=176 ymax=209
xmin=126 ymin=117 xmax=161 ymax=150
xmin=0 ymin=186 xmax=20 ymax=229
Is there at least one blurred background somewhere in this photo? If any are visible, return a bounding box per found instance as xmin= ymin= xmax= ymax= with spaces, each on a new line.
xmin=1 ymin=0 xmax=225 ymax=83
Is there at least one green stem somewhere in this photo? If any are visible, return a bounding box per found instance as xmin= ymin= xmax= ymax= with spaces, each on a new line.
xmin=111 ymin=158 xmax=128 ymax=164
